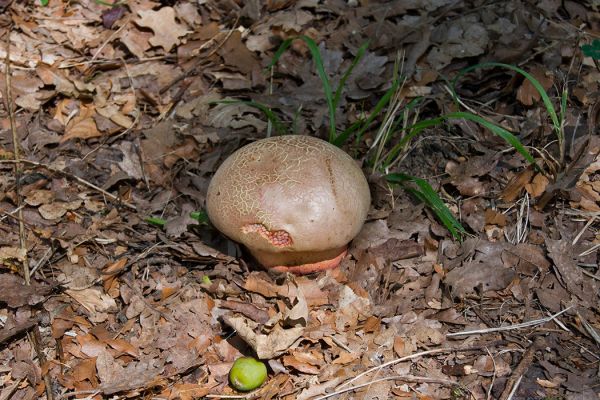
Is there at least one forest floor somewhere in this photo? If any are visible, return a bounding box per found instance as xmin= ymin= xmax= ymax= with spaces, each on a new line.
xmin=0 ymin=0 xmax=599 ymax=399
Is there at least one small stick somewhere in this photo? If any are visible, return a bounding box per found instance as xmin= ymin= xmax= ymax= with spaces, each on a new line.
xmin=314 ymin=375 xmax=457 ymax=400
xmin=89 ymin=15 xmax=132 ymax=64
xmin=5 ymin=27 xmax=31 ymax=284
xmin=0 ymin=159 xmax=137 ymax=211
xmin=485 ymin=347 xmax=497 ymax=400
xmin=499 ymin=337 xmax=544 ymax=400
xmin=29 ymin=326 xmax=55 ymax=400
xmin=446 ymin=306 xmax=572 ymax=337
xmin=159 ymin=15 xmax=240 ymax=95
xmin=338 ymin=347 xmax=462 ymax=389
xmin=2 ymin=378 xmax=24 ymax=400
xmin=505 ymin=376 xmax=523 ymax=400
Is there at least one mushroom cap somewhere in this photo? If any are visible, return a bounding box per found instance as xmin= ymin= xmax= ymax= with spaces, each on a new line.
xmin=206 ymin=135 xmax=370 ymax=267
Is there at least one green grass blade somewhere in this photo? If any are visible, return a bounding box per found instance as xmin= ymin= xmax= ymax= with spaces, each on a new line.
xmin=333 ymin=41 xmax=369 ymax=110
xmin=386 ymin=173 xmax=466 ymax=240
xmin=269 ymin=36 xmax=336 ymax=142
xmin=190 ymin=211 xmax=209 ymax=225
xmin=267 ymin=38 xmax=295 ymax=69
xmin=452 ymin=62 xmax=560 ymax=136
xmin=445 ymin=112 xmax=536 ymax=165
xmin=333 ymin=77 xmax=401 ymax=146
xmin=212 ymin=100 xmax=288 ymax=136
xmin=380 ymin=111 xmax=536 ymax=171
xmin=382 ymin=117 xmax=444 ymax=167
xmin=146 ymin=217 xmax=166 ymax=227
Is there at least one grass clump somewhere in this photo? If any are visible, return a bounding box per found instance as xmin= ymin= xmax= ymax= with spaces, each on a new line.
xmin=216 ymin=40 xmax=566 ymax=241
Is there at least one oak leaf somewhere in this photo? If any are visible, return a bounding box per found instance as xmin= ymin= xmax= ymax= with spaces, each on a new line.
xmin=135 ymin=7 xmax=189 ymax=52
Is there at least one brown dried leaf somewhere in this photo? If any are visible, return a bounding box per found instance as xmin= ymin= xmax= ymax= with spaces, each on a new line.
xmin=120 ymin=28 xmax=152 ymax=58
xmin=190 ymin=241 xmax=235 ymax=262
xmin=38 ymin=200 xmax=82 ymax=220
xmin=473 ymin=355 xmax=511 ymax=377
xmin=0 ymin=274 xmax=52 ymax=308
xmin=295 ymin=277 xmax=329 ymax=307
xmin=219 ymin=31 xmax=258 ymax=74
xmin=96 ymin=349 xmax=165 ymax=394
xmin=525 ymin=173 xmax=550 ymax=197
xmin=369 ymin=238 xmax=423 ymax=262
xmin=170 ymin=383 xmax=211 ymax=400
xmin=296 ymin=377 xmax=343 ymax=400
xmin=484 ymin=208 xmax=507 ymax=226
xmin=282 ymin=350 xmax=324 ymax=374
xmin=65 ymin=287 xmax=118 ymax=315
xmin=444 ymin=261 xmax=515 ymax=298
xmin=135 ymin=7 xmax=189 ymax=52
xmin=516 ymin=67 xmax=554 ymax=106
xmin=36 ymin=64 xmax=77 ymax=96
xmin=500 ymin=169 xmax=534 ymax=202
xmin=546 ymin=238 xmax=586 ymax=302
xmin=506 ymin=243 xmax=550 ymax=275
xmin=218 ymin=299 xmax=270 ymax=324
xmin=223 ymin=315 xmax=305 ymax=359
xmin=105 ymin=338 xmax=140 ymax=358
xmin=61 ymin=105 xmax=101 ymax=142
xmin=78 ymin=333 xmax=107 ymax=357
xmin=0 ymin=247 xmax=27 ymax=263
xmin=24 ymin=189 xmax=54 ymax=206
xmin=573 ymin=152 xmax=600 ymax=211
xmin=244 ymin=273 xmax=298 ymax=299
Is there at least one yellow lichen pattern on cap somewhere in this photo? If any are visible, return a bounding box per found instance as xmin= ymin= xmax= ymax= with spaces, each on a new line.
xmin=216 ymin=135 xmax=337 ymax=230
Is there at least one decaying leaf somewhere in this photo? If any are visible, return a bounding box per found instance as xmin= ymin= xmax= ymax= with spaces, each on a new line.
xmin=444 ymin=242 xmax=516 ymax=297
xmin=223 ymin=315 xmax=305 ymax=359
xmin=65 ymin=287 xmax=118 ymax=315
xmin=0 ymin=274 xmax=52 ymax=308
xmin=97 ymin=349 xmax=165 ymax=395
xmin=135 ymin=7 xmax=189 ymax=52
xmin=2 ymin=1 xmax=599 ymax=398
xmin=223 ymin=279 xmax=308 ymax=358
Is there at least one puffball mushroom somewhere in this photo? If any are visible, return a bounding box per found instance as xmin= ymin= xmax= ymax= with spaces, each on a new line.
xmin=206 ymin=135 xmax=370 ymax=274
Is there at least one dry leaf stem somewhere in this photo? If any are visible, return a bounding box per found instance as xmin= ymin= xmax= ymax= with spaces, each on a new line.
xmin=4 ymin=28 xmax=30 ymax=284
xmin=0 ymin=159 xmax=137 ymax=210
xmin=5 ymin=26 xmax=54 ymax=400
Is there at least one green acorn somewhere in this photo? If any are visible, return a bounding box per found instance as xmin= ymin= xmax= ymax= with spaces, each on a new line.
xmin=229 ymin=357 xmax=267 ymax=391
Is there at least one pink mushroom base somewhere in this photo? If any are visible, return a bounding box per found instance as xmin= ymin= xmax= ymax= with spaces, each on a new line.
xmin=248 ymin=246 xmax=348 ymax=275
xmin=206 ymin=135 xmax=371 ymax=276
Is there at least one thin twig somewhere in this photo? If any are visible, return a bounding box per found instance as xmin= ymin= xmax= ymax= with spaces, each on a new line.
xmin=315 ymin=375 xmax=456 ymax=400
xmin=499 ymin=337 xmax=544 ymax=400
xmin=0 ymin=159 xmax=137 ymax=210
xmin=59 ymin=55 xmax=172 ymax=69
xmin=5 ymin=26 xmax=31 ymax=284
xmin=59 ymin=389 xmax=101 ymax=398
xmin=159 ymin=15 xmax=240 ymax=95
xmin=572 ymin=215 xmax=596 ymax=245
xmin=1 ymin=378 xmax=24 ymax=400
xmin=582 ymin=269 xmax=600 ymax=281
xmin=505 ymin=375 xmax=522 ymax=400
xmin=485 ymin=347 xmax=497 ymax=400
xmin=81 ymin=56 xmax=140 ymax=162
xmin=29 ymin=326 xmax=55 ymax=400
xmin=446 ymin=306 xmax=572 ymax=337
xmin=4 ymin=43 xmax=55 ymax=400
xmin=89 ymin=16 xmax=132 ymax=63
xmin=579 ymin=243 xmax=600 ymax=257
xmin=205 ymin=392 xmax=256 ymax=399
xmin=577 ymin=311 xmax=600 ymax=345
xmin=335 ymin=344 xmax=500 ymax=391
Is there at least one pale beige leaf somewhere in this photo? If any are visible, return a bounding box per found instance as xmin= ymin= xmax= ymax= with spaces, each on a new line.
xmin=135 ymin=7 xmax=189 ymax=52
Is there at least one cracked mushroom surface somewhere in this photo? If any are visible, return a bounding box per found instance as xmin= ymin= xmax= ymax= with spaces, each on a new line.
xmin=206 ymin=135 xmax=371 ymax=274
